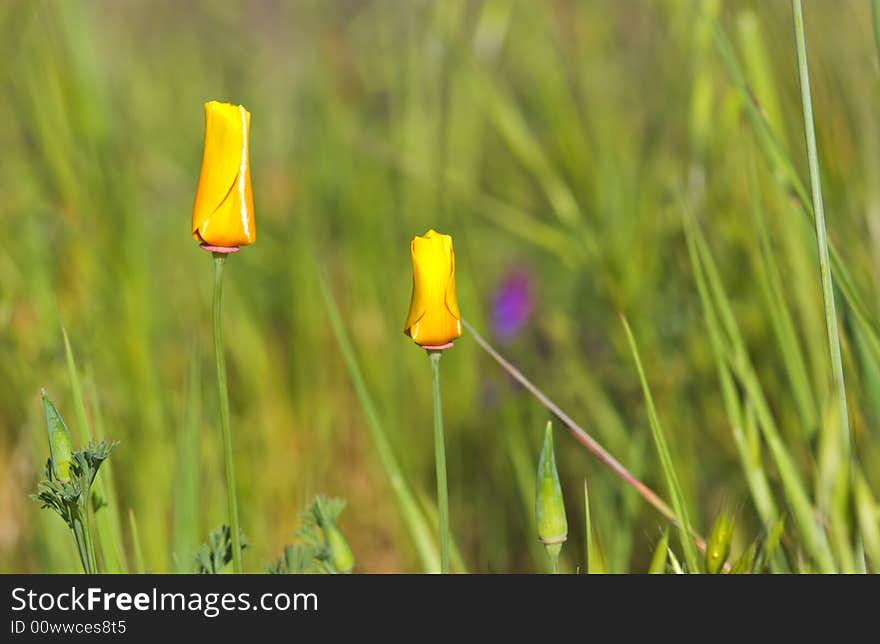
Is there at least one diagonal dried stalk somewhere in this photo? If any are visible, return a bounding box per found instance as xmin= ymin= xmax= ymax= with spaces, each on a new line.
xmin=463 ymin=319 xmax=709 ymax=555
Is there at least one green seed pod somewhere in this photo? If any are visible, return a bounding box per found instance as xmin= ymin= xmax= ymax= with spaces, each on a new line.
xmin=42 ymin=390 xmax=73 ymax=482
xmin=325 ymin=526 xmax=355 ymax=574
xmin=705 ymin=511 xmax=735 ymax=574
xmin=535 ymin=421 xmax=567 ymax=560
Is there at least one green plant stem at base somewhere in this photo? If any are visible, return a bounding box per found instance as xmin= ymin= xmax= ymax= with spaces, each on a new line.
xmin=212 ymin=253 xmax=243 ymax=574
xmin=429 ymin=350 xmax=450 ymax=574
xmin=71 ymin=508 xmax=97 ymax=574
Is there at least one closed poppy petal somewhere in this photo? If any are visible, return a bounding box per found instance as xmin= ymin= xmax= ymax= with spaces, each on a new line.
xmin=192 ymin=101 xmax=256 ymax=247
xmin=404 ymin=229 xmax=462 ymax=347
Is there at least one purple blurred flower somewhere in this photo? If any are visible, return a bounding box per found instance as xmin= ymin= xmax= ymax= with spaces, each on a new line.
xmin=492 ymin=268 xmax=534 ymax=342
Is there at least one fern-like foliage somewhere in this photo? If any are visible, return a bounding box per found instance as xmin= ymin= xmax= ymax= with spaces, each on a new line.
xmin=266 ymin=496 xmax=353 ymax=574
xmin=195 ymin=525 xmax=249 ymax=574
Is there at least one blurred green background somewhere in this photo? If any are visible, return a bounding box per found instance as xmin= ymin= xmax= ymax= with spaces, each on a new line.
xmin=2 ymin=0 xmax=879 ymax=573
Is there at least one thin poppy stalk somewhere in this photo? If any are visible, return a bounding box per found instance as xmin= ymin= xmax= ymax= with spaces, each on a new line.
xmin=211 ymin=252 xmax=242 ymax=573
xmin=428 ymin=350 xmax=450 ymax=573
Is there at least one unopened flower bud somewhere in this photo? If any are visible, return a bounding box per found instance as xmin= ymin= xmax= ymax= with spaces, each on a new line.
xmin=325 ymin=526 xmax=355 ymax=574
xmin=41 ymin=390 xmax=73 ymax=482
xmin=536 ymin=421 xmax=567 ymax=560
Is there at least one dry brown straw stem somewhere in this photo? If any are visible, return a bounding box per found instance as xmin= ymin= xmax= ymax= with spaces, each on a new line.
xmin=463 ymin=319 xmax=709 ymax=555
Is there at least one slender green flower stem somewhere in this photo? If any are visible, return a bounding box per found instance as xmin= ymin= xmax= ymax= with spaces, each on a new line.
xmin=428 ymin=350 xmax=450 ymax=573
xmin=212 ymin=253 xmax=243 ymax=573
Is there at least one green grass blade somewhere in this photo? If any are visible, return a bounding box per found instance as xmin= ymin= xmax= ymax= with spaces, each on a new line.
xmin=128 ymin=508 xmax=146 ymax=574
xmin=467 ymin=66 xmax=582 ymax=229
xmin=62 ymin=328 xmax=92 ymax=446
xmin=854 ymin=470 xmax=880 ymax=570
xmin=684 ymin=210 xmax=835 ymax=571
xmin=63 ymin=328 xmax=126 ymax=573
xmin=648 ymin=529 xmax=669 ymax=574
xmin=318 ymin=270 xmax=440 ymax=573
xmin=873 ymin=0 xmax=880 ymax=68
xmin=83 ymin=374 xmax=128 ymax=574
xmin=621 ymin=316 xmax=700 ymax=573
xmin=791 ymin=0 xmax=851 ymax=488
xmin=666 ymin=545 xmax=685 ymax=575
xmin=583 ymin=479 xmax=593 ymax=574
xmin=746 ymin=152 xmax=817 ymax=436
xmin=683 ymin=211 xmax=780 ymax=528
xmin=715 ymin=21 xmax=880 ymax=370
xmin=172 ymin=350 xmax=201 ymax=572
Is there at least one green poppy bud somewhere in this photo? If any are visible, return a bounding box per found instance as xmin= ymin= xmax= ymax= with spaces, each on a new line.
xmin=705 ymin=511 xmax=734 ymax=574
xmin=325 ymin=526 xmax=355 ymax=574
xmin=312 ymin=496 xmax=355 ymax=574
xmin=536 ymin=421 xmax=567 ymax=561
xmin=42 ymin=390 xmax=73 ymax=482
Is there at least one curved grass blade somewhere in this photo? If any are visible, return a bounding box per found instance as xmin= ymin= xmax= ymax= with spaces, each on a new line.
xmin=318 ymin=270 xmax=441 ymax=573
xmin=621 ymin=316 xmax=700 ymax=573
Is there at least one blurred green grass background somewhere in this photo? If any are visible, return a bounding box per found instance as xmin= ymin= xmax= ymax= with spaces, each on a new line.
xmin=2 ymin=0 xmax=879 ymax=573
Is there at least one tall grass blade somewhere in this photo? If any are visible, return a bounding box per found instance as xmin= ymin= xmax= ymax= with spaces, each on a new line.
xmin=715 ymin=22 xmax=880 ymax=368
xmin=83 ymin=374 xmax=129 ymax=574
xmin=687 ymin=215 xmax=836 ymax=572
xmin=854 ymin=471 xmax=880 ymax=570
xmin=683 ymin=210 xmax=780 ymax=529
xmin=648 ymin=529 xmax=669 ymax=574
xmin=620 ymin=316 xmax=700 ymax=573
xmin=318 ymin=271 xmax=440 ymax=573
xmin=128 ymin=508 xmax=146 ymax=574
xmin=790 ymin=0 xmax=851 ymax=485
xmin=583 ymin=479 xmax=593 ymax=574
xmin=63 ymin=328 xmax=126 ymax=573
xmin=746 ymin=151 xmax=817 ymax=436
xmin=172 ymin=351 xmax=201 ymax=572
xmin=873 ymin=1 xmax=880 ymax=68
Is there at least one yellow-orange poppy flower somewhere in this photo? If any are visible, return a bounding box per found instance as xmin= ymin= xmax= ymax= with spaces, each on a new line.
xmin=404 ymin=229 xmax=462 ymax=347
xmin=191 ymin=101 xmax=256 ymax=247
